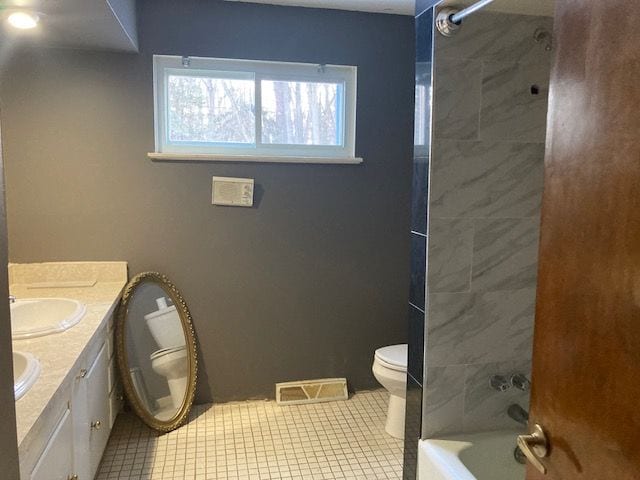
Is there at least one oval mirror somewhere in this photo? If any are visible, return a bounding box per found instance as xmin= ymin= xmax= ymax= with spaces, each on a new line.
xmin=115 ymin=272 xmax=197 ymax=432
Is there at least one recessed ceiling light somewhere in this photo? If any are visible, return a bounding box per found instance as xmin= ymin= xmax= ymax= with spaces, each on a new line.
xmin=7 ymin=11 xmax=39 ymax=30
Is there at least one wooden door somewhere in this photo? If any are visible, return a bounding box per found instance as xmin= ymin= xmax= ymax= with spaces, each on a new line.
xmin=526 ymin=0 xmax=640 ymax=478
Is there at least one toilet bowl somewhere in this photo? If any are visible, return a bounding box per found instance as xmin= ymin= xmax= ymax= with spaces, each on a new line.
xmin=144 ymin=297 xmax=189 ymax=409
xmin=372 ymin=344 xmax=408 ymax=439
xmin=150 ymin=346 xmax=189 ymax=408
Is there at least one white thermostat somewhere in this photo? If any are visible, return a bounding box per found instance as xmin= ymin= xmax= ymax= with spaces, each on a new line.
xmin=212 ymin=176 xmax=254 ymax=207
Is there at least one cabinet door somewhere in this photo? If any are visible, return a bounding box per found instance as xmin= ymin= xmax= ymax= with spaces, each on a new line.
xmin=86 ymin=343 xmax=110 ymax=478
xmin=30 ymin=408 xmax=73 ymax=480
xmin=72 ymin=361 xmax=90 ymax=480
xmin=73 ymin=342 xmax=110 ymax=480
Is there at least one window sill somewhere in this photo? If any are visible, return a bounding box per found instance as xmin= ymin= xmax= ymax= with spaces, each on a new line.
xmin=148 ymin=152 xmax=363 ymax=165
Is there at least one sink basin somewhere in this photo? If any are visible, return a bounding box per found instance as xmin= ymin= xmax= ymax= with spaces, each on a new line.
xmin=11 ymin=298 xmax=86 ymax=340
xmin=13 ymin=351 xmax=40 ymax=400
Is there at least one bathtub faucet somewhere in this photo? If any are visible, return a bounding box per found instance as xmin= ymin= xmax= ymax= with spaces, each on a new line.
xmin=510 ymin=373 xmax=531 ymax=391
xmin=490 ymin=375 xmax=511 ymax=392
xmin=9 ymin=295 xmax=16 ymax=304
xmin=508 ymin=404 xmax=529 ymax=426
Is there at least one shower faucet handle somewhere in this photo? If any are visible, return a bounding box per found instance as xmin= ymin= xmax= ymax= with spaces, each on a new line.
xmin=490 ymin=375 xmax=511 ymax=392
xmin=510 ymin=374 xmax=531 ymax=391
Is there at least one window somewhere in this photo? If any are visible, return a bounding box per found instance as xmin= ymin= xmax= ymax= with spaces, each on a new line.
xmin=152 ymin=55 xmax=359 ymax=163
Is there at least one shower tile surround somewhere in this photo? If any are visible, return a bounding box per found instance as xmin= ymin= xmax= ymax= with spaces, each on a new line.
xmin=422 ymin=11 xmax=553 ymax=437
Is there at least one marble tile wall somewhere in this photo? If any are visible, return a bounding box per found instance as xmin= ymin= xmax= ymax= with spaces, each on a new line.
xmin=422 ymin=11 xmax=554 ymax=438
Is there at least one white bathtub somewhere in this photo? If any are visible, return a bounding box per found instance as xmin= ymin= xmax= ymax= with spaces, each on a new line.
xmin=418 ymin=429 xmax=525 ymax=480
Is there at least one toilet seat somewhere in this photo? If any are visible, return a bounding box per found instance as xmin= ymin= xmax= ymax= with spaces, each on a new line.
xmin=150 ymin=345 xmax=186 ymax=361
xmin=374 ymin=344 xmax=407 ymax=372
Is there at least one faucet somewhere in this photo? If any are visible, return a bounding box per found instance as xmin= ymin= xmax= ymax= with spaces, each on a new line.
xmin=508 ymin=403 xmax=529 ymax=426
xmin=9 ymin=295 xmax=16 ymax=304
xmin=490 ymin=375 xmax=511 ymax=392
xmin=510 ymin=373 xmax=531 ymax=391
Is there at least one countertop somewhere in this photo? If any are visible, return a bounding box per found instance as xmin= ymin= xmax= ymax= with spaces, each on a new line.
xmin=11 ymin=280 xmax=126 ymax=456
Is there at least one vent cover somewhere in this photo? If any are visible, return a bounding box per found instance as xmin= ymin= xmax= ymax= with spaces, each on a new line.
xmin=276 ymin=378 xmax=348 ymax=406
xmin=211 ymin=176 xmax=254 ymax=207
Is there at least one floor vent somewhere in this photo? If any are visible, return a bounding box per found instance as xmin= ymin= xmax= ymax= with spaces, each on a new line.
xmin=276 ymin=378 xmax=348 ymax=406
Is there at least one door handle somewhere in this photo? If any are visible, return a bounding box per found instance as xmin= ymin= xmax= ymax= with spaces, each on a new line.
xmin=517 ymin=423 xmax=549 ymax=474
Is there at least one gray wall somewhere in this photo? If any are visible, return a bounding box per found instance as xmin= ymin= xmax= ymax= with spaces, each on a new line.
xmin=422 ymin=12 xmax=553 ymax=437
xmin=0 ymin=117 xmax=20 ymax=479
xmin=0 ymin=0 xmax=415 ymax=402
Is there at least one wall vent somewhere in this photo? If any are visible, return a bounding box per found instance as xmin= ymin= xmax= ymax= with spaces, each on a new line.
xmin=275 ymin=378 xmax=348 ymax=406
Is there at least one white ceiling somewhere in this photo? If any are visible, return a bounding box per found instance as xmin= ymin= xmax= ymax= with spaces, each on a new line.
xmin=224 ymin=0 xmax=555 ymax=17
xmin=224 ymin=0 xmax=416 ymax=16
xmin=0 ymin=0 xmax=138 ymax=52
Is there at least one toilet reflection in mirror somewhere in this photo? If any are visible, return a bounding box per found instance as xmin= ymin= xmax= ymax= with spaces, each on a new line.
xmin=116 ymin=272 xmax=197 ymax=432
xmin=126 ymin=286 xmax=187 ymax=420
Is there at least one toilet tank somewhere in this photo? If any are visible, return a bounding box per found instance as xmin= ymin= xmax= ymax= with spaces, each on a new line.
xmin=144 ymin=298 xmax=185 ymax=349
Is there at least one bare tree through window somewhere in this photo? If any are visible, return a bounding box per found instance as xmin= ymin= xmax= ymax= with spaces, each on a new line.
xmin=167 ymin=75 xmax=341 ymax=147
xmin=168 ymin=75 xmax=255 ymax=144
xmin=261 ymin=80 xmax=340 ymax=146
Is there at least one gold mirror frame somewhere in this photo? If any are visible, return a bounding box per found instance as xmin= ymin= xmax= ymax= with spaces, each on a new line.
xmin=115 ymin=272 xmax=198 ymax=432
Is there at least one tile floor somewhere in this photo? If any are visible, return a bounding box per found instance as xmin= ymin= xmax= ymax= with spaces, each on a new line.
xmin=96 ymin=389 xmax=404 ymax=480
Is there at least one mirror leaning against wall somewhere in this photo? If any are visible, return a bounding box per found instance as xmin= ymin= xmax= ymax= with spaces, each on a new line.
xmin=115 ymin=272 xmax=198 ymax=432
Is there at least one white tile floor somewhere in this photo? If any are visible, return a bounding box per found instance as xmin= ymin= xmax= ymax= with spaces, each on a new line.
xmin=96 ymin=389 xmax=403 ymax=480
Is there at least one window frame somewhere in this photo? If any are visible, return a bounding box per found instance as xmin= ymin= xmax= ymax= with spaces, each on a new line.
xmin=152 ymin=55 xmax=358 ymax=162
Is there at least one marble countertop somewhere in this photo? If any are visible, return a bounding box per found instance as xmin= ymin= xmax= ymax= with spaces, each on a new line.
xmin=11 ymin=280 xmax=126 ymax=454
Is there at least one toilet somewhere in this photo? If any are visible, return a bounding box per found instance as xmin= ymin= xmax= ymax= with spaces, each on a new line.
xmin=149 ymin=346 xmax=189 ymax=408
xmin=372 ymin=344 xmax=408 ymax=439
xmin=145 ymin=298 xmax=188 ymax=409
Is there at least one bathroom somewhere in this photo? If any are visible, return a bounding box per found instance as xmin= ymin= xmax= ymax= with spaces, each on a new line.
xmin=0 ymin=0 xmax=637 ymax=479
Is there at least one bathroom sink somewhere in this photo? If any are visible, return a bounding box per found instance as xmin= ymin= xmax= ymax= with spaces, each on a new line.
xmin=13 ymin=351 xmax=40 ymax=400
xmin=11 ymin=298 xmax=86 ymax=340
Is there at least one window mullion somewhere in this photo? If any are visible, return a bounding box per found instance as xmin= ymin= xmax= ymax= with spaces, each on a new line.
xmin=254 ymin=73 xmax=262 ymax=150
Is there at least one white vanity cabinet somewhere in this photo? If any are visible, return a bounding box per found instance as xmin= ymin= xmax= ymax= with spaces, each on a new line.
xmin=24 ymin=318 xmax=121 ymax=480
xmin=73 ymin=342 xmax=110 ymax=480
xmin=29 ymin=409 xmax=74 ymax=480
xmin=86 ymin=344 xmax=111 ymax=477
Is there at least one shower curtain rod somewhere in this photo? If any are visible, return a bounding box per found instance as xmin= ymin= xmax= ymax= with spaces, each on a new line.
xmin=436 ymin=0 xmax=496 ymax=36
xmin=450 ymin=0 xmax=496 ymax=24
